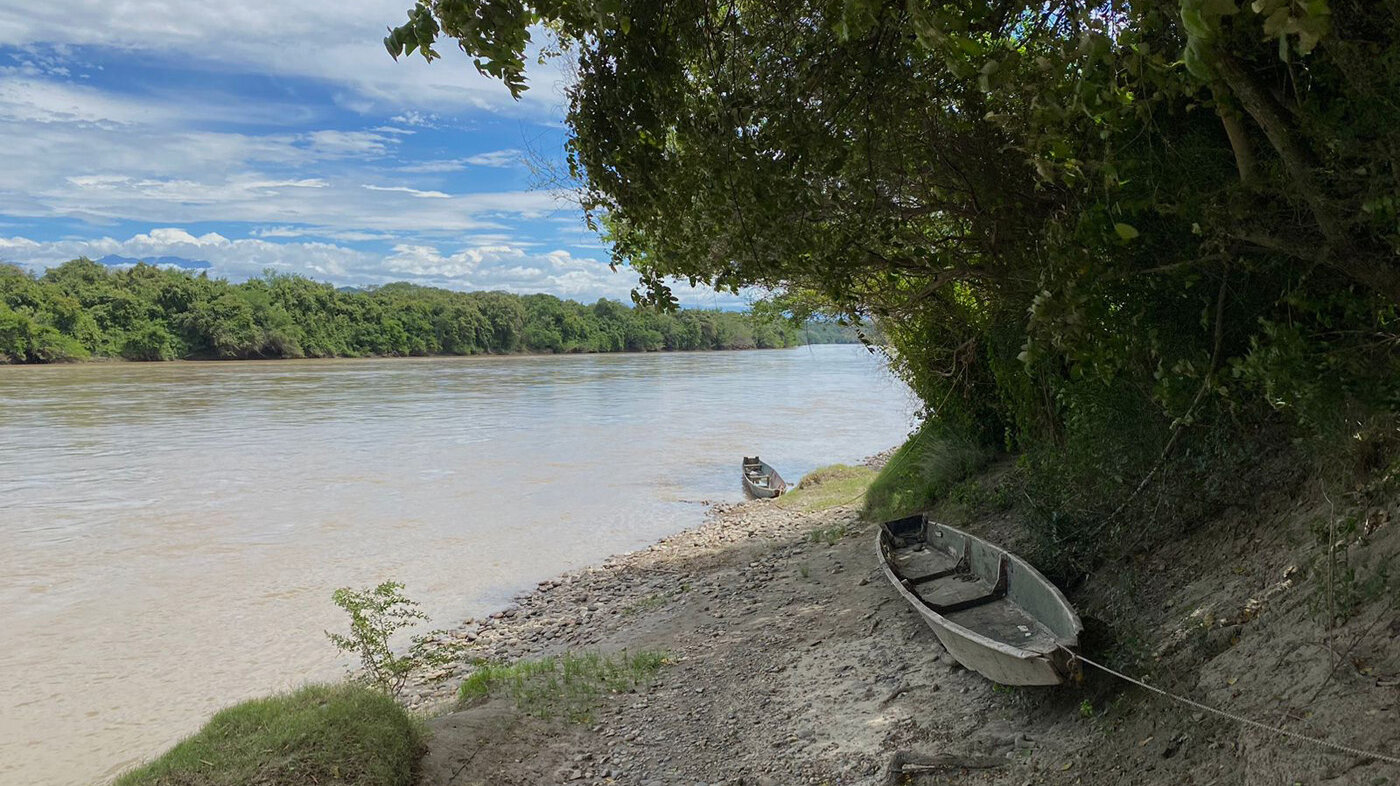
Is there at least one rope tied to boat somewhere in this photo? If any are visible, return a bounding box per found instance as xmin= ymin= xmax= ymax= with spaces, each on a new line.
xmin=1060 ymin=647 xmax=1400 ymax=766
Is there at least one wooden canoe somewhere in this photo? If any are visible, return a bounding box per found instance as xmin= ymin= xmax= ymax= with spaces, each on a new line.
xmin=877 ymin=513 xmax=1082 ymax=685
xmin=741 ymin=456 xmax=787 ymax=499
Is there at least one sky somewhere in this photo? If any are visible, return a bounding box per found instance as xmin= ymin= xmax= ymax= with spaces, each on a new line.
xmin=0 ymin=0 xmax=742 ymax=307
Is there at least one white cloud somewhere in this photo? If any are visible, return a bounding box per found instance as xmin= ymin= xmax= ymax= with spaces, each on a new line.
xmin=390 ymin=151 xmax=530 ymax=172
xmin=303 ymin=129 xmax=397 ymax=158
xmin=0 ymin=71 xmax=321 ymax=130
xmin=361 ymin=184 xmax=451 ymax=199
xmin=251 ymin=225 xmax=395 ymax=242
xmin=0 ymin=103 xmax=572 ymax=231
xmin=0 ymin=2 xmax=570 ymax=117
xmin=1 ymin=229 xmax=376 ymax=282
xmin=395 ymin=159 xmax=470 ymax=173
xmin=0 ymin=8 xmax=638 ymax=302
xmin=0 ymin=235 xmax=40 ymax=251
xmin=0 ymin=77 xmax=165 ymax=125
xmin=138 ymin=228 xmax=227 ymax=246
xmin=389 ymin=110 xmax=439 ymax=127
xmin=464 ymin=149 xmax=523 ymax=168
xmin=0 ymin=228 xmax=747 ymax=306
xmin=0 ymin=228 xmax=632 ymax=300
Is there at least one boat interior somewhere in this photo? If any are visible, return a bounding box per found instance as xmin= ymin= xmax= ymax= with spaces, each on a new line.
xmin=743 ymin=458 xmax=773 ymax=483
xmin=880 ymin=514 xmax=1076 ymax=655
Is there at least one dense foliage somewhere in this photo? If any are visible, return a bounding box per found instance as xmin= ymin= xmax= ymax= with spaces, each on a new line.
xmin=391 ymin=0 xmax=1400 ymax=566
xmin=0 ymin=260 xmax=805 ymax=363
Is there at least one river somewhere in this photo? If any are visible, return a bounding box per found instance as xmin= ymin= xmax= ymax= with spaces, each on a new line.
xmin=0 ymin=345 xmax=918 ymax=785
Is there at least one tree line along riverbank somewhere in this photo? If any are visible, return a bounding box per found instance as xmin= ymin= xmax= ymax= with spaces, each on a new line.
xmin=0 ymin=259 xmax=861 ymax=364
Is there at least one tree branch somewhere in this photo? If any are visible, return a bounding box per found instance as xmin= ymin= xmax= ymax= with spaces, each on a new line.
xmin=1213 ymin=51 xmax=1400 ymax=303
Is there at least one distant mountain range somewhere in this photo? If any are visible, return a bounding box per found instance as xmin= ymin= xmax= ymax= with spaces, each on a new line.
xmin=98 ymin=254 xmax=212 ymax=270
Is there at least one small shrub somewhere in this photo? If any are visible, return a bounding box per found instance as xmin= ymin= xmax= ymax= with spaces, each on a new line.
xmin=1311 ymin=553 xmax=1393 ymax=625
xmin=114 ymin=683 xmax=424 ymax=786
xmin=946 ymin=478 xmax=987 ymax=508
xmin=327 ymin=581 xmax=459 ymax=699
xmin=809 ymin=524 xmax=846 ymax=545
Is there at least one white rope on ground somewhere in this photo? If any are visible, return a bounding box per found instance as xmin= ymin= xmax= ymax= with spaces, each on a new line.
xmin=1065 ymin=648 xmax=1400 ymax=766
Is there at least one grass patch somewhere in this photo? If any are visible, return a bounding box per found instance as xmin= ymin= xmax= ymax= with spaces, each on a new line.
xmin=776 ymin=464 xmax=876 ymax=513
xmin=863 ymin=422 xmax=995 ymax=522
xmin=114 ymin=683 xmax=424 ymax=786
xmin=458 ymin=650 xmax=668 ymax=723
xmin=809 ymin=523 xmax=848 ymax=545
xmin=621 ymin=586 xmax=688 ymax=616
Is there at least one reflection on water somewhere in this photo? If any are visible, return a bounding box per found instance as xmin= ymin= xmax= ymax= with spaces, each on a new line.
xmin=0 ymin=346 xmax=917 ymax=785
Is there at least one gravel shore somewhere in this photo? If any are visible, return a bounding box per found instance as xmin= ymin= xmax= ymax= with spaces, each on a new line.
xmin=402 ymin=485 xmax=1088 ymax=786
xmin=402 ymin=457 xmax=1400 ymax=786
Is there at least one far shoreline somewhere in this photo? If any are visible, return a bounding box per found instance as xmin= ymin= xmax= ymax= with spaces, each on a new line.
xmin=0 ymin=342 xmax=877 ymax=371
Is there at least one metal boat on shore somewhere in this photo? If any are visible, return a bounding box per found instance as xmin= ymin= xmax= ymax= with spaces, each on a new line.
xmin=741 ymin=456 xmax=787 ymax=498
xmin=877 ymin=513 xmax=1082 ymax=685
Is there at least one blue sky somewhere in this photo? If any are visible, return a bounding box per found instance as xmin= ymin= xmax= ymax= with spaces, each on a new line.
xmin=0 ymin=0 xmax=740 ymax=306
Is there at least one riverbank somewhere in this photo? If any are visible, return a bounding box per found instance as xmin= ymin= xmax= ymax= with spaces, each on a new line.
xmin=402 ymin=466 xmax=1090 ymax=785
xmin=2 ymin=341 xmax=863 ymax=367
xmin=402 ymin=452 xmax=1400 ymax=785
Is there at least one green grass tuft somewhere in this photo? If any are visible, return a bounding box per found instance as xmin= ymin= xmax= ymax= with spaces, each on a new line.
xmin=113 ymin=683 xmax=424 ymax=786
xmin=458 ymin=650 xmax=668 ymax=723
xmin=621 ymin=584 xmax=693 ymax=616
xmin=863 ymin=423 xmax=995 ymax=522
xmin=776 ymin=464 xmax=876 ymax=513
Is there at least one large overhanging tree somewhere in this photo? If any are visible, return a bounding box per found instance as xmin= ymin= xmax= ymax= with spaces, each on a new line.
xmin=385 ymin=0 xmax=1399 ymax=497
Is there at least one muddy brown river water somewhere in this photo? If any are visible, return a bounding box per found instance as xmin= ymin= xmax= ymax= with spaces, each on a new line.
xmin=0 ymin=345 xmax=917 ymax=785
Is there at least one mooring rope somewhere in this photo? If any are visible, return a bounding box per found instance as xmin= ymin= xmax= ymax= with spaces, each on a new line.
xmin=1064 ymin=648 xmax=1400 ymax=766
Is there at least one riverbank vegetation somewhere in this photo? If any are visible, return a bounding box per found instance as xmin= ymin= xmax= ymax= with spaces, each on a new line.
xmin=775 ymin=463 xmax=877 ymax=514
xmin=113 ymin=684 xmax=423 ymax=786
xmin=390 ymin=0 xmax=1400 ymax=577
xmin=458 ymin=650 xmax=668 ymax=723
xmin=0 ymin=260 xmax=826 ymax=363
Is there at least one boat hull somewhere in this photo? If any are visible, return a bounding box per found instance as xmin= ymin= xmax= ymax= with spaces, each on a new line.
xmin=744 ymin=480 xmax=782 ymax=499
xmin=741 ymin=457 xmax=787 ymax=498
xmin=877 ymin=515 xmax=1081 ymax=686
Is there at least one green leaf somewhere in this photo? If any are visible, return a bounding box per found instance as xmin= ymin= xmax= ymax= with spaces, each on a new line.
xmin=1180 ymin=7 xmax=1212 ymax=40
xmin=1114 ymin=223 xmax=1141 ymax=240
xmin=1262 ymin=7 xmax=1291 ymax=36
xmin=1184 ymin=39 xmax=1213 ymax=79
xmin=1200 ymin=0 xmax=1239 ymax=17
xmin=907 ymin=0 xmax=944 ymax=50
